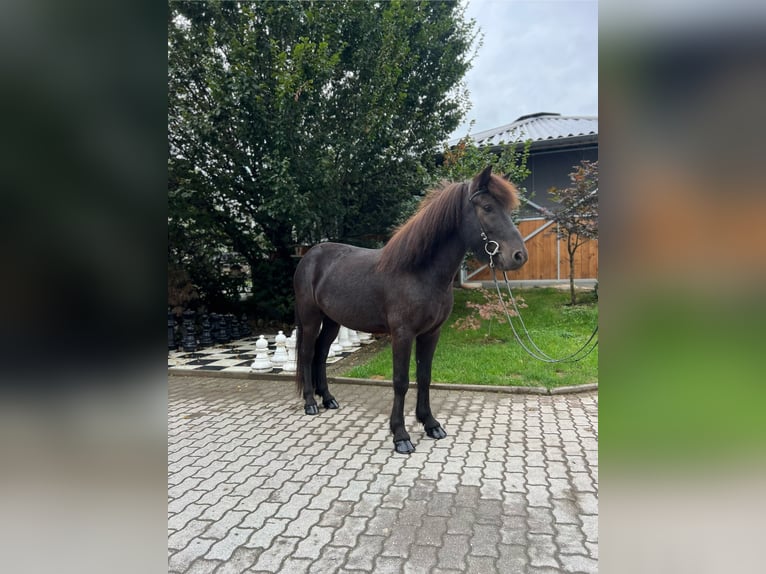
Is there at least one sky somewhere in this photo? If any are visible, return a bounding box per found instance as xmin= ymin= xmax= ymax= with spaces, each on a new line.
xmin=449 ymin=0 xmax=598 ymax=140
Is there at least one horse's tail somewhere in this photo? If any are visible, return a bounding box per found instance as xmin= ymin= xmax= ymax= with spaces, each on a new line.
xmin=294 ymin=317 xmax=304 ymax=397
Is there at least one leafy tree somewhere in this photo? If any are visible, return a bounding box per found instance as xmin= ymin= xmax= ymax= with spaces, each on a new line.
xmin=168 ymin=0 xmax=477 ymax=318
xmin=543 ymin=160 xmax=598 ymax=305
xmin=435 ymin=131 xmax=532 ymax=189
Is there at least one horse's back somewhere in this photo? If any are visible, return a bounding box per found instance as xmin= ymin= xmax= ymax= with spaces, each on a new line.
xmin=295 ymin=242 xmax=380 ymax=285
xmin=294 ymin=242 xmax=387 ymax=332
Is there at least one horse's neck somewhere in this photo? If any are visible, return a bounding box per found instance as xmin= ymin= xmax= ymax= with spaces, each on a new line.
xmin=423 ymin=232 xmax=467 ymax=287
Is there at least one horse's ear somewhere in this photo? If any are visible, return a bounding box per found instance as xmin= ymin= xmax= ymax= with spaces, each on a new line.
xmin=473 ymin=164 xmax=493 ymax=190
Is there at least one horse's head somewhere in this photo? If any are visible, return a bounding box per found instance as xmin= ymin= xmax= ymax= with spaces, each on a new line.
xmin=463 ymin=165 xmax=528 ymax=271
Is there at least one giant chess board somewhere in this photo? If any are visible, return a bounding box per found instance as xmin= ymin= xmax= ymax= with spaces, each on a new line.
xmin=168 ymin=332 xmax=372 ymax=374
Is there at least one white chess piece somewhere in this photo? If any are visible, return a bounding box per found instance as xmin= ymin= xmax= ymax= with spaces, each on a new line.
xmin=249 ymin=335 xmax=273 ymax=372
xmin=357 ymin=331 xmax=372 ymax=342
xmin=338 ymin=326 xmax=354 ymax=351
xmin=271 ymin=330 xmax=288 ymax=364
xmin=282 ymin=332 xmax=297 ymax=373
xmin=330 ymin=333 xmax=343 ymax=355
xmin=348 ymin=329 xmax=361 ymax=347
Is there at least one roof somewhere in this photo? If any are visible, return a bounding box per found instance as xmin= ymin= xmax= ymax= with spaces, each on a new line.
xmin=448 ymin=112 xmax=598 ymax=149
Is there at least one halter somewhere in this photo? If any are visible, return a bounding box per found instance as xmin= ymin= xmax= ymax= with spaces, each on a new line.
xmin=468 ymin=183 xmax=598 ymax=363
xmin=468 ymin=186 xmax=500 ymax=267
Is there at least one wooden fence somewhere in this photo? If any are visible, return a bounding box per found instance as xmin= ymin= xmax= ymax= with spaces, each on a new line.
xmin=463 ymin=218 xmax=598 ymax=283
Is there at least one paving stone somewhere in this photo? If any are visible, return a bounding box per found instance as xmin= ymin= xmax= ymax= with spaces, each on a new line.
xmin=380 ymin=523 xmax=419 ymax=558
xmin=527 ymin=506 xmax=556 ymax=535
xmin=551 ymin=497 xmax=581 ymax=525
xmin=199 ymin=495 xmax=243 ymax=521
xmin=344 ymin=534 xmax=385 ymax=570
xmin=470 ymin=523 xmax=500 ymax=557
xmin=169 ymin=376 xmax=598 ymax=574
xmin=453 ymin=485 xmax=480 ymax=508
xmin=405 ymin=545 xmax=438 ymax=573
xmin=380 ymin=485 xmax=410 ymax=509
xmin=249 ymin=536 xmax=298 ymax=572
xmin=274 ymin=493 xmax=313 ymax=520
xmin=308 ymin=545 xmax=349 ymax=574
xmin=238 ymin=502 xmax=280 ymax=529
xmin=213 ymin=547 xmax=262 ymax=574
xmin=372 ymin=556 xmax=404 ymax=574
xmin=278 ymin=557 xmax=312 ymax=574
xmin=243 ymin=518 xmax=288 ymax=549
xmin=319 ymin=500 xmax=355 ymax=527
xmin=184 ymin=558 xmax=219 ymax=574
xmin=282 ymin=508 xmax=323 ymax=538
xmin=168 ymin=519 xmax=212 ymax=551
xmin=168 ymin=503 xmax=208 ymax=531
xmin=474 ymin=498 xmax=503 ymax=525
xmin=330 ymin=515 xmax=368 ymax=548
xmin=528 ymin=533 xmax=559 ymax=569
xmin=204 ymin=527 xmax=251 ymax=561
xmin=465 ymin=555 xmax=496 ymax=573
xmin=576 ymin=491 xmax=598 ymax=515
xmin=292 ymin=525 xmax=335 ymax=560
xmin=434 ymin=472 xmax=459 ymax=493
xmin=556 ymin=522 xmax=588 ymax=555
xmin=498 ymin=543 xmax=528 ymax=572
xmin=168 ymin=538 xmax=215 ymax=572
xmin=415 ymin=515 xmax=448 ymax=546
xmin=198 ymin=509 xmax=247 ymax=541
xmin=500 ymin=516 xmax=527 ymax=545
xmin=437 ymin=534 xmax=470 ymax=570
xmin=560 ymin=552 xmax=599 ymax=573
xmin=479 ymin=477 xmax=504 ymax=500
xmin=364 ymin=507 xmax=399 ymax=537
xmin=168 ymin=490 xmax=206 ymax=515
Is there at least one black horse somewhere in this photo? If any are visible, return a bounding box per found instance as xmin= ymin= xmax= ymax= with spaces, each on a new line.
xmin=293 ymin=165 xmax=528 ymax=453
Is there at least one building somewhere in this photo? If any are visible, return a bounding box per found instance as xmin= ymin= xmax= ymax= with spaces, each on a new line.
xmin=451 ymin=112 xmax=598 ymax=286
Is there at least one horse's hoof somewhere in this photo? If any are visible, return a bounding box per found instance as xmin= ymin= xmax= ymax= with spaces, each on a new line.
xmin=323 ymin=398 xmax=339 ymax=409
xmin=394 ymin=439 xmax=415 ymax=454
xmin=304 ymin=404 xmax=319 ymax=415
xmin=426 ymin=425 xmax=447 ymax=440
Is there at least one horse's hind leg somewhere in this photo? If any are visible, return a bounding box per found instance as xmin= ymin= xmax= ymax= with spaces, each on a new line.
xmin=415 ymin=330 xmax=447 ymax=440
xmin=313 ymin=318 xmax=340 ymax=409
xmin=297 ymin=309 xmax=322 ymax=415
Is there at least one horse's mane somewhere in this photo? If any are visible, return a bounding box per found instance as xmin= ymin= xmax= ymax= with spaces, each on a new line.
xmin=376 ymin=174 xmax=520 ymax=272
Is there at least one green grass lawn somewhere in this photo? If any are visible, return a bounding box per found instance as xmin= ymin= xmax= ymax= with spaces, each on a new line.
xmin=341 ymin=287 xmax=598 ymax=389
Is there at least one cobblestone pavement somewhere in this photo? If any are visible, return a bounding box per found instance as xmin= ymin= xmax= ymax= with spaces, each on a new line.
xmin=169 ymin=375 xmax=598 ymax=574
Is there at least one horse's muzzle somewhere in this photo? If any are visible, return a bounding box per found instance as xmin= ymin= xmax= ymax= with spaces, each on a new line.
xmin=499 ymin=248 xmax=528 ymax=270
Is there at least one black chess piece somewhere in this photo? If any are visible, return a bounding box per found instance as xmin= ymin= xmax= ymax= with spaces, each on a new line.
xmin=223 ymin=313 xmax=234 ymax=341
xmin=240 ymin=313 xmax=251 ymax=337
xmin=199 ymin=313 xmax=213 ymax=347
xmin=168 ymin=310 xmax=177 ymax=351
xmin=181 ymin=309 xmax=197 ymax=353
xmin=229 ymin=313 xmax=241 ymax=340
xmin=210 ymin=313 xmax=221 ymax=344
xmin=216 ymin=312 xmax=230 ymax=343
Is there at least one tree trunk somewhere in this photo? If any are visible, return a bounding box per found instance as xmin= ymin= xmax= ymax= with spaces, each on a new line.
xmin=568 ymin=235 xmax=577 ymax=305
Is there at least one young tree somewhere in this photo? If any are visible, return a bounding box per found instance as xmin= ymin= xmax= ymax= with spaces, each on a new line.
xmin=168 ymin=0 xmax=477 ymax=317
xmin=543 ymin=160 xmax=598 ymax=305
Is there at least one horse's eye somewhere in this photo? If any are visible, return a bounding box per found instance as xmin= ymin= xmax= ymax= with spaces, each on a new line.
xmin=483 ymin=204 xmax=493 ymax=212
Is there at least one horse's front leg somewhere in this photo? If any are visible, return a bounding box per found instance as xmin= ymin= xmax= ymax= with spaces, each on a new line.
xmin=390 ymin=333 xmax=415 ymax=454
xmin=415 ymin=330 xmax=447 ymax=440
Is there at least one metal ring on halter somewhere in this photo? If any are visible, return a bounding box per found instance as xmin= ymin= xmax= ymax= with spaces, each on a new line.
xmin=484 ymin=240 xmax=499 ymax=256
xmin=485 ymin=240 xmax=499 ymax=268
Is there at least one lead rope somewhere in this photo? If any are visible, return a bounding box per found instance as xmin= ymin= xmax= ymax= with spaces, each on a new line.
xmin=469 ymin=184 xmax=598 ymax=363
xmin=486 ymin=250 xmax=598 ymax=364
